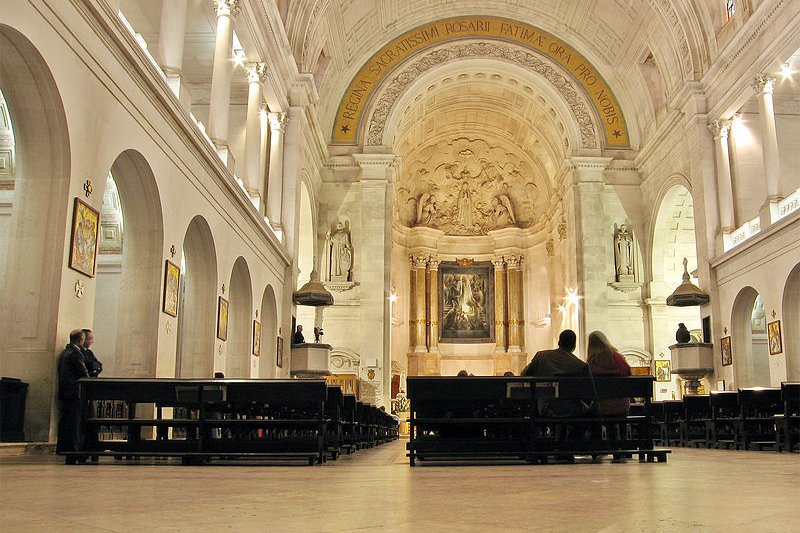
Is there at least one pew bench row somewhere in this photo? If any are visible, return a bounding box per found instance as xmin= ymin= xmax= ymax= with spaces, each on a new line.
xmin=66 ymin=378 xmax=398 ymax=465
xmin=651 ymin=382 xmax=800 ymax=451
xmin=406 ymin=376 xmax=669 ymax=466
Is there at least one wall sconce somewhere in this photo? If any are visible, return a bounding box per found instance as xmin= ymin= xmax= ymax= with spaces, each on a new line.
xmin=389 ymin=286 xmax=398 ymax=303
xmin=565 ymin=287 xmax=581 ymax=307
xmin=233 ymin=49 xmax=246 ymax=67
xmin=781 ymin=62 xmax=793 ymax=79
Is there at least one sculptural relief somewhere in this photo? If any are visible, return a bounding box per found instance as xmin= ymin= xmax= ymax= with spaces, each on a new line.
xmin=395 ymin=138 xmax=540 ymax=236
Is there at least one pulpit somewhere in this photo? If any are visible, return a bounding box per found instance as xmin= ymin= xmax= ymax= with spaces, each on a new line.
xmin=290 ymin=343 xmax=332 ymax=378
xmin=669 ymin=342 xmax=714 ymax=395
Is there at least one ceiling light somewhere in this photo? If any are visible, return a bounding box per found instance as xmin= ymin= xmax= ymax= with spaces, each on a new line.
xmin=233 ymin=49 xmax=246 ymax=67
xmin=781 ymin=62 xmax=792 ymax=79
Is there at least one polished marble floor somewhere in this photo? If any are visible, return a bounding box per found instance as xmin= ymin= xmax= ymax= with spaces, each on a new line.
xmin=1 ymin=441 xmax=798 ymax=532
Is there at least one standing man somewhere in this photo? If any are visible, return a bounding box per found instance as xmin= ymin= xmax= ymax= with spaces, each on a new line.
xmin=57 ymin=329 xmax=89 ymax=463
xmin=521 ymin=329 xmax=589 ymax=416
xmin=293 ymin=324 xmax=305 ymax=345
xmin=81 ymin=328 xmax=103 ymax=377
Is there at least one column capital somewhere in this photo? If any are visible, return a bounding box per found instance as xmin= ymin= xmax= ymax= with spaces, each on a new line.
xmin=752 ymin=75 xmax=776 ymax=95
xmin=268 ymin=112 xmax=288 ymax=132
xmin=707 ymin=119 xmax=731 ymax=139
xmin=410 ymin=254 xmax=428 ymax=269
xmin=428 ymin=257 xmax=441 ymax=271
xmin=213 ymin=0 xmax=240 ymax=17
xmin=505 ymin=254 xmax=523 ymax=270
xmin=491 ymin=256 xmax=506 ymax=268
xmin=246 ymin=62 xmax=267 ymax=84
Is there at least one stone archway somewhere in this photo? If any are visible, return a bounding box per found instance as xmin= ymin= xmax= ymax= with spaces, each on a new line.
xmin=93 ymin=150 xmax=164 ymax=378
xmin=782 ymin=263 xmax=800 ymax=380
xmin=258 ymin=284 xmax=278 ymax=378
xmin=176 ymin=216 xmax=217 ymax=378
xmin=731 ymin=287 xmax=770 ymax=388
xmin=0 ymin=24 xmax=71 ymax=441
xmin=226 ymin=257 xmax=253 ymax=378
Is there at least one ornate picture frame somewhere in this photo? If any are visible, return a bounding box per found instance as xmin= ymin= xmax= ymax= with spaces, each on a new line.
xmin=438 ymin=261 xmax=495 ymax=343
xmin=720 ymin=336 xmax=732 ymax=366
xmin=217 ymin=296 xmax=229 ymax=341
xmin=252 ymin=320 xmax=261 ymax=356
xmin=162 ymin=260 xmax=180 ymax=317
xmin=654 ymin=359 xmax=671 ymax=382
xmin=68 ymin=197 xmax=100 ymax=277
xmin=767 ymin=320 xmax=783 ymax=355
xmin=276 ymin=336 xmax=284 ymax=368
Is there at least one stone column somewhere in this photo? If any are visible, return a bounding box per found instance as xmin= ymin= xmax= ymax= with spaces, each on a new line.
xmin=492 ymin=256 xmax=507 ymax=353
xmin=258 ymin=104 xmax=270 ymax=216
xmin=753 ymin=75 xmax=782 ymax=222
xmin=410 ymin=254 xmax=428 ymax=353
xmin=427 ymin=257 xmax=440 ymax=352
xmin=568 ymin=157 xmax=612 ymax=346
xmin=708 ymin=120 xmax=735 ymax=233
xmin=156 ymin=0 xmax=188 ymax=100
xmin=266 ymin=112 xmax=287 ymax=233
xmin=506 ymin=254 xmax=522 ymax=353
xmin=354 ymin=154 xmax=397 ymax=408
xmin=408 ymin=259 xmax=417 ymax=351
xmin=207 ymin=0 xmax=239 ymax=163
xmin=244 ymin=62 xmax=266 ymax=209
xmin=281 ymin=107 xmax=303 ymax=256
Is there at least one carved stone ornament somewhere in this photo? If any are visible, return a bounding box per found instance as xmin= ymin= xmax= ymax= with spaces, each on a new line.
xmin=395 ymin=138 xmax=540 ymax=236
xmin=557 ymin=217 xmax=567 ymax=241
xmin=410 ymin=254 xmax=428 ymax=269
xmin=752 ymin=75 xmax=776 ymax=95
xmin=366 ymin=42 xmax=598 ymax=148
xmin=545 ymin=239 xmax=554 ymax=258
xmin=74 ymin=279 xmax=85 ymax=298
xmin=330 ymin=349 xmax=360 ymax=371
xmin=505 ymin=254 xmax=523 ymax=270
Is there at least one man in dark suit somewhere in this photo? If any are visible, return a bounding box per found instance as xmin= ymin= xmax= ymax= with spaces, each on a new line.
xmin=57 ymin=329 xmax=89 ymax=463
xmin=521 ymin=329 xmax=589 ymax=417
xmin=293 ymin=325 xmax=305 ymax=345
xmin=81 ymin=328 xmax=103 ymax=377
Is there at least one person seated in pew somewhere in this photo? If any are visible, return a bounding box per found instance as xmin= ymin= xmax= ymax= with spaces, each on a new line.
xmin=521 ymin=329 xmax=589 ymax=417
xmin=456 ymin=370 xmax=469 ymax=377
xmin=586 ymin=331 xmax=632 ymax=416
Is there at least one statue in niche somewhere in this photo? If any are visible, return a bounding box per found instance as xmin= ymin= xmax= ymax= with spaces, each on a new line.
xmin=614 ymin=223 xmax=634 ymax=282
xmin=323 ymin=221 xmax=353 ymax=282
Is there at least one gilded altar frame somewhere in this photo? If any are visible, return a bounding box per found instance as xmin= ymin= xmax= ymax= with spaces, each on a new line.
xmin=438 ymin=262 xmax=495 ymax=343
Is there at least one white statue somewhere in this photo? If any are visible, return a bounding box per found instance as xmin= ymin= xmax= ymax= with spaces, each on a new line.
xmin=614 ymin=223 xmax=634 ymax=280
xmin=323 ymin=222 xmax=353 ymax=282
xmin=457 ymin=182 xmax=473 ymax=229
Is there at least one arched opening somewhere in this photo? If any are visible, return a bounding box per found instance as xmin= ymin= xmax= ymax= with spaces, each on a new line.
xmin=650 ymin=182 xmax=700 ymax=399
xmin=0 ymin=25 xmax=71 ymax=441
xmin=295 ymin=180 xmax=316 ymax=335
xmin=731 ymin=287 xmax=771 ymax=387
xmin=93 ymin=150 xmax=164 ymax=377
xmin=258 ymin=284 xmax=278 ymax=377
xmin=783 ymin=263 xmax=800 ymax=380
xmin=226 ymin=256 xmax=253 ymax=377
xmin=176 ymin=216 xmax=217 ymax=377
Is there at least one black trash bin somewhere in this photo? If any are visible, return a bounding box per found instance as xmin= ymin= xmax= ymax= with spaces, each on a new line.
xmin=1 ymin=377 xmax=29 ymax=442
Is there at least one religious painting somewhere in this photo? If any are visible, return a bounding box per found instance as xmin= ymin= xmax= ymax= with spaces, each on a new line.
xmin=654 ymin=360 xmax=671 ymax=382
xmin=767 ymin=320 xmax=783 ymax=355
xmin=68 ymin=197 xmax=100 ymax=277
xmin=217 ymin=296 xmax=229 ymax=341
xmin=162 ymin=260 xmax=180 ymax=317
xmin=276 ymin=336 xmax=284 ymax=368
xmin=439 ymin=262 xmax=494 ymax=343
xmin=252 ymin=320 xmax=261 ymax=356
xmin=720 ymin=336 xmax=732 ymax=366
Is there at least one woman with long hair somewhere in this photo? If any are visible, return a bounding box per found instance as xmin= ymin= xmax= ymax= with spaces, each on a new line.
xmin=587 ymin=331 xmax=632 ymax=415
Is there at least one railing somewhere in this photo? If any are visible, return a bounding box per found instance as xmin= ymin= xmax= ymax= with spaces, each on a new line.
xmin=724 ymin=215 xmax=761 ymax=252
xmin=775 ymin=188 xmax=800 ymax=223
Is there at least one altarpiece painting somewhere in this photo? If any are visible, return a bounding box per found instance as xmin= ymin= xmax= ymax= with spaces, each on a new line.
xmin=439 ymin=262 xmax=494 ymax=342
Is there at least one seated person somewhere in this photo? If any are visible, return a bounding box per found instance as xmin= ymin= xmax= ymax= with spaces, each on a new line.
xmin=586 ymin=331 xmax=632 ymax=416
xmin=521 ymin=329 xmax=589 ymax=417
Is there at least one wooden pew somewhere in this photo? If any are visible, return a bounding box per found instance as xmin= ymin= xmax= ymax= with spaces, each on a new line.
xmin=325 ymin=385 xmax=344 ymax=460
xmin=340 ymin=394 xmax=358 ymax=454
xmin=680 ymin=395 xmax=711 ymax=448
xmin=661 ymin=400 xmax=684 ymax=446
xmin=708 ymin=391 xmax=739 ymax=449
xmin=406 ymin=376 xmax=668 ymax=466
xmin=736 ymin=387 xmax=782 ymax=451
xmin=775 ymin=382 xmax=800 ymax=452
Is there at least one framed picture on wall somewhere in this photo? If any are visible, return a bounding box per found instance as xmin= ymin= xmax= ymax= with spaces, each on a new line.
xmin=217 ymin=296 xmax=229 ymax=341
xmin=716 ymin=379 xmax=726 ymax=391
xmin=252 ymin=320 xmax=261 ymax=356
xmin=68 ymin=197 xmax=100 ymax=277
xmin=654 ymin=359 xmax=671 ymax=382
xmin=720 ymin=336 xmax=732 ymax=366
xmin=276 ymin=336 xmax=284 ymax=368
xmin=438 ymin=261 xmax=495 ymax=343
xmin=162 ymin=260 xmax=180 ymax=317
xmin=767 ymin=320 xmax=783 ymax=355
